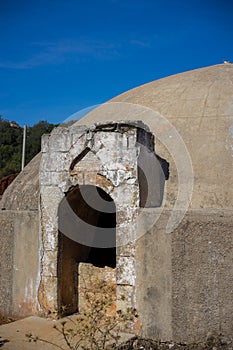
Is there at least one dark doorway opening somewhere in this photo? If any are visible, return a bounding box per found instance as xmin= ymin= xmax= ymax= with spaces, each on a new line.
xmin=57 ymin=185 xmax=116 ymax=315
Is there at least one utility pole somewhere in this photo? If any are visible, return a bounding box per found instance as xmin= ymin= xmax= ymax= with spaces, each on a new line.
xmin=21 ymin=125 xmax=27 ymax=171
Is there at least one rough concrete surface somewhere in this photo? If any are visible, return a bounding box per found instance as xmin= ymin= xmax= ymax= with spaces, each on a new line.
xmin=0 ymin=316 xmax=71 ymax=349
xmin=77 ymin=64 xmax=233 ymax=209
xmin=136 ymin=208 xmax=233 ymax=342
xmin=0 ymin=153 xmax=41 ymax=211
xmin=0 ymin=211 xmax=40 ymax=318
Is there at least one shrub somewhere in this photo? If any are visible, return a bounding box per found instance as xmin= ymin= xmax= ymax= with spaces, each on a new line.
xmin=26 ymin=277 xmax=137 ymax=350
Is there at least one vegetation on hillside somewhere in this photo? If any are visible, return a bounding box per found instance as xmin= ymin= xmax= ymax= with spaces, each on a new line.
xmin=0 ymin=116 xmax=55 ymax=179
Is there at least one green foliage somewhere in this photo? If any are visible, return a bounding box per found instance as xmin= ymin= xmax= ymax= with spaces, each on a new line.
xmin=25 ymin=120 xmax=55 ymax=164
xmin=0 ymin=117 xmax=55 ymax=179
xmin=26 ymin=278 xmax=138 ymax=350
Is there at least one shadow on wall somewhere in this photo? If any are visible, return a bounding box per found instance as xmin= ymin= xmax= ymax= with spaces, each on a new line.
xmin=138 ymin=153 xmax=169 ymax=208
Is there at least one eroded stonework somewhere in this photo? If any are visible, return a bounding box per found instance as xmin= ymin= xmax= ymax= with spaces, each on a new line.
xmin=39 ymin=121 xmax=156 ymax=317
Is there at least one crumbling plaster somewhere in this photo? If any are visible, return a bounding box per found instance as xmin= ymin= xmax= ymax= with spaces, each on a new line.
xmin=39 ymin=121 xmax=155 ymax=315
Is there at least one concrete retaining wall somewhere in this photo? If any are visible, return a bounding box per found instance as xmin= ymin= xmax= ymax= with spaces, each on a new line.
xmin=0 ymin=210 xmax=40 ymax=317
xmin=136 ymin=208 xmax=233 ymax=342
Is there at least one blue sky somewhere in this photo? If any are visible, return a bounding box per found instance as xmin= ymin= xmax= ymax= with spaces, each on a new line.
xmin=0 ymin=0 xmax=233 ymax=126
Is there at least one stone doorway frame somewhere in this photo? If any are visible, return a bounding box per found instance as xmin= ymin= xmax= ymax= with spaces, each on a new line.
xmin=39 ymin=121 xmax=145 ymax=315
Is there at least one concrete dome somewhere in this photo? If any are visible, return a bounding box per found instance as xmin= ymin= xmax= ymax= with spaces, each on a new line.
xmin=76 ymin=63 xmax=233 ymax=209
xmin=0 ymin=153 xmax=41 ymax=210
xmin=1 ymin=64 xmax=233 ymax=210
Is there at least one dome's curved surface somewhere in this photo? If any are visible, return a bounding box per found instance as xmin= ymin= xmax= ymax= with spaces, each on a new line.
xmin=76 ymin=63 xmax=233 ymax=209
xmin=0 ymin=153 xmax=41 ymax=210
xmin=1 ymin=64 xmax=233 ymax=210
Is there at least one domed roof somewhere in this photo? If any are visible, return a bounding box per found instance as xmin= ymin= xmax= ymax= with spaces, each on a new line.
xmin=0 ymin=153 xmax=41 ymax=210
xmin=76 ymin=63 xmax=233 ymax=209
xmin=1 ymin=64 xmax=233 ymax=211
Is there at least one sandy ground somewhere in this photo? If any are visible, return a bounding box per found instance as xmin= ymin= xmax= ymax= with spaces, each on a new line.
xmin=1 ymin=316 xmax=232 ymax=350
xmin=0 ymin=315 xmax=132 ymax=350
xmin=0 ymin=316 xmax=70 ymax=349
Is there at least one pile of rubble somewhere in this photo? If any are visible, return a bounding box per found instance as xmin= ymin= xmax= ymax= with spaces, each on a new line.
xmin=114 ymin=335 xmax=233 ymax=350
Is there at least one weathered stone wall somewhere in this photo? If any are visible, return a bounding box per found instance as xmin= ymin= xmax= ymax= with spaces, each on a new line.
xmin=0 ymin=210 xmax=40 ymax=317
xmin=78 ymin=263 xmax=116 ymax=314
xmin=40 ymin=121 xmax=156 ymax=315
xmin=136 ymin=208 xmax=233 ymax=342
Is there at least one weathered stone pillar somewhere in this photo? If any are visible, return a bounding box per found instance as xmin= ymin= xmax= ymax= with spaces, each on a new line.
xmin=39 ymin=121 xmax=157 ymax=321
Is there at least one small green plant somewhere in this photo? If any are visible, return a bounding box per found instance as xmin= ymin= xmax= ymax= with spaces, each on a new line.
xmin=26 ymin=278 xmax=137 ymax=350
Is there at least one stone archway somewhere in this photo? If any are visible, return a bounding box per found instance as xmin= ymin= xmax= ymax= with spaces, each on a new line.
xmin=39 ymin=121 xmax=163 ymax=318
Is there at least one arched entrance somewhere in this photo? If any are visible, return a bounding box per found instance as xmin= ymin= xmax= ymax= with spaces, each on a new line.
xmin=39 ymin=121 xmax=158 ymax=318
xmin=57 ymin=185 xmax=116 ymax=315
